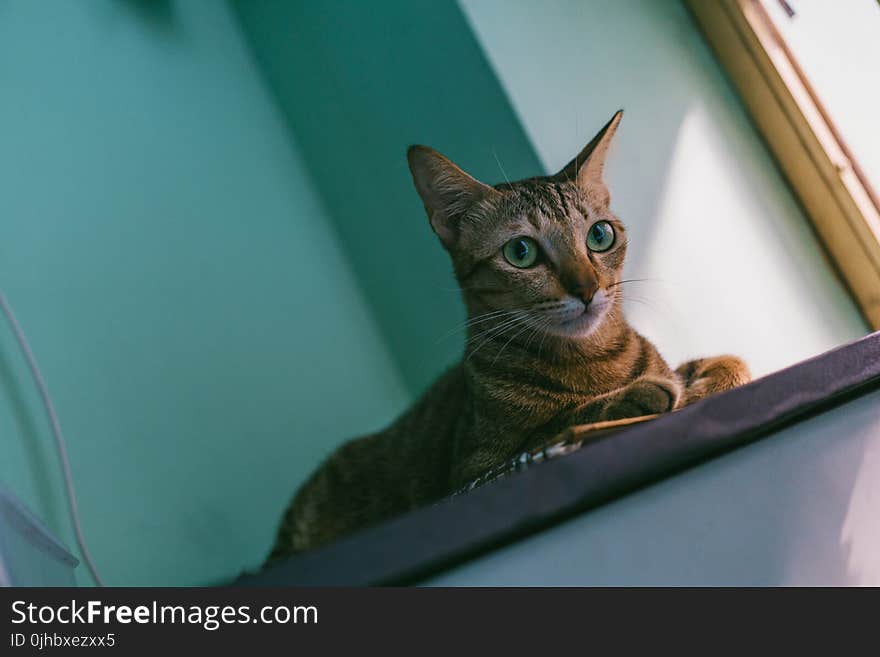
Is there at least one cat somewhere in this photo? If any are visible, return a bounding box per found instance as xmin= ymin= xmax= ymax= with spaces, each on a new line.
xmin=267 ymin=110 xmax=750 ymax=561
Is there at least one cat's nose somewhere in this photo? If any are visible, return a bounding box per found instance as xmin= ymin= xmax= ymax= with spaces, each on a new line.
xmin=561 ymin=266 xmax=598 ymax=305
xmin=570 ymin=281 xmax=598 ymax=305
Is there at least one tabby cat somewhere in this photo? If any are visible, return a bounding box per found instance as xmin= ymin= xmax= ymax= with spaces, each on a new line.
xmin=267 ymin=111 xmax=749 ymax=561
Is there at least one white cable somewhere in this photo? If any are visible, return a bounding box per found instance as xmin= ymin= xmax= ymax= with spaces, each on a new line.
xmin=0 ymin=289 xmax=104 ymax=586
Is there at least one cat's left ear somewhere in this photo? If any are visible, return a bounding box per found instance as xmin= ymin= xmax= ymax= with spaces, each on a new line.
xmin=552 ymin=110 xmax=623 ymax=205
xmin=407 ymin=145 xmax=498 ymax=250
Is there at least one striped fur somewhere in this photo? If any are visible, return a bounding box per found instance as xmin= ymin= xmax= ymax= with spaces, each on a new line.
xmin=268 ymin=112 xmax=749 ymax=560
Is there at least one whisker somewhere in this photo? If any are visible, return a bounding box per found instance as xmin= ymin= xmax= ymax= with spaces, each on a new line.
xmin=523 ymin=316 xmax=549 ymax=352
xmin=433 ymin=307 xmax=527 ymax=345
xmin=607 ymin=278 xmax=660 ymax=289
xmin=492 ymin=319 xmax=537 ymax=366
xmin=468 ymin=312 xmax=530 ymax=345
xmin=526 ymin=316 xmax=556 ymax=360
xmin=463 ymin=309 xmax=534 ymax=336
xmin=467 ymin=313 xmax=532 ymax=360
xmin=537 ymin=316 xmax=553 ymax=360
xmin=614 ymin=291 xmax=669 ymax=316
xmin=492 ymin=149 xmax=512 ymax=186
xmin=465 ymin=313 xmax=522 ymax=344
xmin=464 ymin=308 xmax=521 ymax=325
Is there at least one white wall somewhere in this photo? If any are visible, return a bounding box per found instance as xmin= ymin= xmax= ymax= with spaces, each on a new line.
xmin=426 ymin=385 xmax=880 ymax=586
xmin=459 ymin=0 xmax=868 ymax=378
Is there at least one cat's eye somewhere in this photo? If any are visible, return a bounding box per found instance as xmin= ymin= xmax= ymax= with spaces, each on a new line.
xmin=587 ymin=221 xmax=615 ymax=252
xmin=502 ymin=237 xmax=539 ymax=268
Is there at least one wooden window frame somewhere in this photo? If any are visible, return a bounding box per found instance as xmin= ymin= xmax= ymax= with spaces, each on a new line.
xmin=685 ymin=0 xmax=880 ymax=329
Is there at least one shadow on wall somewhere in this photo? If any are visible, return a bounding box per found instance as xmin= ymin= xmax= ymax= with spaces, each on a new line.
xmin=120 ymin=0 xmax=174 ymax=28
xmin=232 ymin=0 xmax=544 ymax=395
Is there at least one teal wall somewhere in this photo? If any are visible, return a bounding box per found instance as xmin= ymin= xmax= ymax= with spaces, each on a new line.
xmin=0 ymin=0 xmax=408 ymax=585
xmin=0 ymin=0 xmax=538 ymax=586
xmin=0 ymin=0 xmax=866 ymax=587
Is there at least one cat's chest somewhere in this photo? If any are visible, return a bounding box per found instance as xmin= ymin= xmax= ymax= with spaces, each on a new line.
xmin=468 ymin=372 xmax=599 ymax=426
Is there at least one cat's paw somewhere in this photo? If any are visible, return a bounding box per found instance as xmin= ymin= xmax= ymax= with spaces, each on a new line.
xmin=676 ymin=355 xmax=750 ymax=405
xmin=599 ymin=376 xmax=681 ymax=421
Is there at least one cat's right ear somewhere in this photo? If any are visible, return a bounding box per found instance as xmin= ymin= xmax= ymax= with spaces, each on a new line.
xmin=407 ymin=146 xmax=497 ymax=249
xmin=551 ymin=110 xmax=623 ymax=206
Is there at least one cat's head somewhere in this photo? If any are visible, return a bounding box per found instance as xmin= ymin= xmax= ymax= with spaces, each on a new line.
xmin=408 ymin=111 xmax=627 ymax=347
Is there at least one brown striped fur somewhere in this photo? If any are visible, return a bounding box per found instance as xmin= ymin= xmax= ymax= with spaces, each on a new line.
xmin=267 ymin=111 xmax=749 ymax=560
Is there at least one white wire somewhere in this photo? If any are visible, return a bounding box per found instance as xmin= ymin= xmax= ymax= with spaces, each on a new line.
xmin=0 ymin=289 xmax=104 ymax=586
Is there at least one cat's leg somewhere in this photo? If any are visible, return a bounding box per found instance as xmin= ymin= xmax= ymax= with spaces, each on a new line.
xmin=596 ymin=375 xmax=683 ymax=421
xmin=531 ymin=375 xmax=680 ymax=449
xmin=676 ymin=355 xmax=750 ymax=405
xmin=563 ymin=374 xmax=683 ymax=426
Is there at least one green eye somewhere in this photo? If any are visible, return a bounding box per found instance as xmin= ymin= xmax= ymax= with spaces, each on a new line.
xmin=503 ymin=237 xmax=539 ymax=268
xmin=587 ymin=221 xmax=615 ymax=252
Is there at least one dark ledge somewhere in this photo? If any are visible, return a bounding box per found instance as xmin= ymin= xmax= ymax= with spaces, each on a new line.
xmin=237 ymin=331 xmax=880 ymax=586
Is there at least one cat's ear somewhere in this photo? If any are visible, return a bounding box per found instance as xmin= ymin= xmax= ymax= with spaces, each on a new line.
xmin=552 ymin=110 xmax=623 ymax=204
xmin=407 ymin=145 xmax=497 ymax=249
